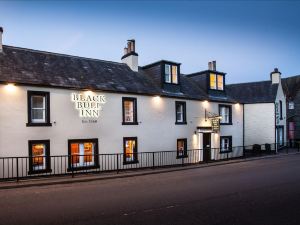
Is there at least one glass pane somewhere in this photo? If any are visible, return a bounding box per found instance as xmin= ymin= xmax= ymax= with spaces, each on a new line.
xmin=84 ymin=142 xmax=94 ymax=163
xmin=176 ymin=104 xmax=183 ymax=122
xmin=32 ymin=144 xmax=45 ymax=169
xmin=32 ymin=96 xmax=45 ymax=108
xmin=165 ymin=65 xmax=171 ymax=83
xmin=32 ymin=109 xmax=45 ymax=121
xmin=71 ymin=143 xmax=80 ymax=164
xmin=217 ymin=75 xmax=223 ymax=90
xmin=125 ymin=139 xmax=136 ymax=162
xmin=172 ymin=65 xmax=178 ymax=84
xmin=210 ymin=74 xmax=216 ymax=89
xmin=177 ymin=140 xmax=185 ymax=156
xmin=124 ymin=100 xmax=134 ymax=122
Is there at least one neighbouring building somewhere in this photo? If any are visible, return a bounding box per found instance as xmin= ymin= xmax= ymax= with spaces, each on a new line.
xmin=0 ymin=27 xmax=286 ymax=177
xmin=282 ymin=75 xmax=300 ymax=146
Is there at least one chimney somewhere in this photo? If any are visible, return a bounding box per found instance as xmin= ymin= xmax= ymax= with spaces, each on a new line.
xmin=121 ymin=39 xmax=139 ymax=72
xmin=212 ymin=61 xmax=216 ymax=71
xmin=270 ymin=68 xmax=281 ymax=84
xmin=208 ymin=62 xmax=213 ymax=70
xmin=0 ymin=27 xmax=3 ymax=53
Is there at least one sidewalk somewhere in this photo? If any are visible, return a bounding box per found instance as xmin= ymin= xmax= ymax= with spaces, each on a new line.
xmin=1 ymin=151 xmax=299 ymax=190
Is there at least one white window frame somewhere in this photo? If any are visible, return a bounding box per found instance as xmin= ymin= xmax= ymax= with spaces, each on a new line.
xmin=31 ymin=95 xmax=46 ymax=123
xmin=165 ymin=64 xmax=171 ymax=83
xmin=220 ymin=106 xmax=230 ymax=124
xmin=71 ymin=142 xmax=95 ymax=168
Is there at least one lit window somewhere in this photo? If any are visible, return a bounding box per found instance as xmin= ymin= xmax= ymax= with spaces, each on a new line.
xmin=177 ymin=139 xmax=187 ymax=158
xmin=172 ymin=65 xmax=178 ymax=84
xmin=123 ymin=137 xmax=138 ymax=164
xmin=217 ymin=75 xmax=224 ymax=90
xmin=165 ymin=64 xmax=171 ymax=83
xmin=27 ymin=91 xmax=51 ymax=126
xmin=175 ymin=101 xmax=187 ymax=124
xmin=289 ymin=122 xmax=295 ymax=139
xmin=289 ymin=101 xmax=295 ymax=110
xmin=28 ymin=140 xmax=51 ymax=174
xmin=219 ymin=105 xmax=232 ymax=125
xmin=220 ymin=136 xmax=232 ymax=153
xmin=210 ymin=74 xmax=216 ymax=89
xmin=68 ymin=139 xmax=99 ymax=170
xmin=122 ymin=97 xmax=137 ymax=125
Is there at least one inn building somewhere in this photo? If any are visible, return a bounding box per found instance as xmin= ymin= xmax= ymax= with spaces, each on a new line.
xmin=0 ymin=27 xmax=287 ymax=176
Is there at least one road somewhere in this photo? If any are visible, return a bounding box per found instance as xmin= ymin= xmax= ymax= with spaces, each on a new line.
xmin=1 ymin=154 xmax=300 ymax=225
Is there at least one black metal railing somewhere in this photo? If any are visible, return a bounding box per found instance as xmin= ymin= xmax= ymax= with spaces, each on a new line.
xmin=0 ymin=142 xmax=296 ymax=182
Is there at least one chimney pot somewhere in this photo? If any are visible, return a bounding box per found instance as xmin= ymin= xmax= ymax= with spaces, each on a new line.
xmin=208 ymin=62 xmax=212 ymax=70
xmin=121 ymin=39 xmax=139 ymax=72
xmin=212 ymin=61 xmax=216 ymax=71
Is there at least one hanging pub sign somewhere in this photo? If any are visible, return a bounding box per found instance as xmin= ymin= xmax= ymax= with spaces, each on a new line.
xmin=71 ymin=92 xmax=106 ymax=119
xmin=211 ymin=118 xmax=220 ymax=132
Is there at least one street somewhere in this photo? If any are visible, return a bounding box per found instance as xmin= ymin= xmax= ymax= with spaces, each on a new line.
xmin=1 ymin=154 xmax=300 ymax=225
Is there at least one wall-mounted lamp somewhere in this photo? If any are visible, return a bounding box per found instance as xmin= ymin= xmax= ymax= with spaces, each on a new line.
xmin=5 ymin=83 xmax=16 ymax=92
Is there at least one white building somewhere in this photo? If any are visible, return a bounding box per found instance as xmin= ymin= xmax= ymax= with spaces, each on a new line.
xmin=0 ymin=28 xmax=285 ymax=177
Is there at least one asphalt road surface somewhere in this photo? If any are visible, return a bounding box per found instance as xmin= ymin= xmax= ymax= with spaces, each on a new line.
xmin=1 ymin=154 xmax=300 ymax=225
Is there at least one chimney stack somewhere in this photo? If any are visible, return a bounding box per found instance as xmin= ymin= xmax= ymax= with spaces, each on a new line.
xmin=208 ymin=62 xmax=212 ymax=70
xmin=0 ymin=27 xmax=3 ymax=53
xmin=208 ymin=61 xmax=216 ymax=71
xmin=121 ymin=39 xmax=139 ymax=72
xmin=270 ymin=68 xmax=281 ymax=84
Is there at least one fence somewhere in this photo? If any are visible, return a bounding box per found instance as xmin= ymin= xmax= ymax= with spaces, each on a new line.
xmin=0 ymin=142 xmax=296 ymax=182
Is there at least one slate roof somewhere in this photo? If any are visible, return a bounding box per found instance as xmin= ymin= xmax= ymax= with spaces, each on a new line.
xmin=226 ymin=80 xmax=278 ymax=104
xmin=282 ymin=75 xmax=300 ymax=99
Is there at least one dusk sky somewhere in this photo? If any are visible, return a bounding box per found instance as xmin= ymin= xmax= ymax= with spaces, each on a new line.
xmin=0 ymin=0 xmax=299 ymax=83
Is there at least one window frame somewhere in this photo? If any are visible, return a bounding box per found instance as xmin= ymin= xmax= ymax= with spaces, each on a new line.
xmin=27 ymin=91 xmax=51 ymax=127
xmin=175 ymin=101 xmax=187 ymax=125
xmin=122 ymin=97 xmax=138 ymax=125
xmin=123 ymin=137 xmax=139 ymax=165
xmin=68 ymin=138 xmax=99 ymax=171
xmin=218 ymin=104 xmax=232 ymax=125
xmin=279 ymin=100 xmax=283 ymax=120
xmin=220 ymin=136 xmax=232 ymax=153
xmin=28 ymin=139 xmax=51 ymax=174
xmin=177 ymin=138 xmax=188 ymax=158
xmin=164 ymin=63 xmax=179 ymax=85
xmin=209 ymin=73 xmax=225 ymax=91
xmin=288 ymin=101 xmax=295 ymax=110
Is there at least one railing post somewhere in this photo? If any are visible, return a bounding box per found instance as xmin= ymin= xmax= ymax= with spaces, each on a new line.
xmin=181 ymin=157 xmax=184 ymax=167
xmin=16 ymin=157 xmax=19 ymax=182
xmin=152 ymin=152 xmax=155 ymax=169
xmin=117 ymin=154 xmax=119 ymax=174
xmin=71 ymin=155 xmax=74 ymax=178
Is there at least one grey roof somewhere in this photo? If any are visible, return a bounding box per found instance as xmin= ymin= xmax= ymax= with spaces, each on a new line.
xmin=282 ymin=75 xmax=300 ymax=99
xmin=226 ymin=80 xmax=278 ymax=104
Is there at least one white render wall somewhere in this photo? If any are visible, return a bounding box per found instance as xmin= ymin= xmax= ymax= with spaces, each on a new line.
xmin=244 ymin=103 xmax=275 ymax=146
xmin=275 ymin=80 xmax=287 ymax=143
xmin=0 ymin=84 xmax=244 ymax=158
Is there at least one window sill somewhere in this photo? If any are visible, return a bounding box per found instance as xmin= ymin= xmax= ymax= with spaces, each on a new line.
xmin=164 ymin=82 xmax=179 ymax=85
xmin=175 ymin=122 xmax=187 ymax=125
xmin=28 ymin=169 xmax=52 ymax=175
xmin=67 ymin=165 xmax=100 ymax=172
xmin=122 ymin=122 xmax=139 ymax=125
xmin=220 ymin=123 xmax=232 ymax=126
xmin=26 ymin=122 xmax=52 ymax=127
xmin=123 ymin=160 xmax=139 ymax=165
xmin=176 ymin=155 xmax=188 ymax=159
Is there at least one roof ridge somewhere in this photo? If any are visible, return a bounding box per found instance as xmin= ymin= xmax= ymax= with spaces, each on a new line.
xmin=227 ymin=80 xmax=271 ymax=86
xmin=3 ymin=45 xmax=125 ymax=66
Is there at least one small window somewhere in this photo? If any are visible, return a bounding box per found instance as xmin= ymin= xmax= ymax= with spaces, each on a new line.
xmin=28 ymin=140 xmax=51 ymax=174
xmin=165 ymin=64 xmax=178 ymax=84
xmin=217 ymin=75 xmax=224 ymax=90
xmin=175 ymin=101 xmax=187 ymax=124
xmin=27 ymin=91 xmax=51 ymax=126
xmin=289 ymin=101 xmax=295 ymax=110
xmin=219 ymin=105 xmax=232 ymax=125
xmin=279 ymin=100 xmax=283 ymax=120
xmin=68 ymin=139 xmax=99 ymax=171
xmin=177 ymin=138 xmax=187 ymax=158
xmin=210 ymin=74 xmax=216 ymax=89
xmin=122 ymin=97 xmax=138 ymax=125
xmin=220 ymin=136 xmax=232 ymax=153
xmin=210 ymin=74 xmax=224 ymax=91
xmin=123 ymin=137 xmax=138 ymax=164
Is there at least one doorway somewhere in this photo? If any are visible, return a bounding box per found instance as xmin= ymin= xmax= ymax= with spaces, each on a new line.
xmin=202 ymin=133 xmax=211 ymax=162
xmin=276 ymin=126 xmax=284 ymax=148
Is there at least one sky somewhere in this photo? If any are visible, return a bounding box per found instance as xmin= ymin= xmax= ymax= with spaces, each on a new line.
xmin=0 ymin=0 xmax=299 ymax=83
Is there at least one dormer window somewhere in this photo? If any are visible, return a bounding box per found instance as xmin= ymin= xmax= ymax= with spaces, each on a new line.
xmin=210 ymin=73 xmax=224 ymax=90
xmin=165 ymin=64 xmax=178 ymax=84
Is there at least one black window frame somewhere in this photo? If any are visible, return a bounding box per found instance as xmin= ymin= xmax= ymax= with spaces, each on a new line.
xmin=164 ymin=63 xmax=179 ymax=85
xmin=67 ymin=138 xmax=99 ymax=171
xmin=220 ymin=136 xmax=232 ymax=153
xmin=122 ymin=97 xmax=138 ymax=125
xmin=28 ymin=139 xmax=51 ymax=174
xmin=27 ymin=91 xmax=52 ymax=127
xmin=175 ymin=101 xmax=187 ymax=125
xmin=123 ymin=137 xmax=139 ymax=165
xmin=177 ymin=138 xmax=188 ymax=158
xmin=209 ymin=73 xmax=225 ymax=91
xmin=218 ymin=104 xmax=232 ymax=125
xmin=279 ymin=100 xmax=283 ymax=120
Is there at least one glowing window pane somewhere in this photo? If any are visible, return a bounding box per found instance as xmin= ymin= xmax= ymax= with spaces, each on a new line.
xmin=124 ymin=100 xmax=134 ymax=122
xmin=125 ymin=139 xmax=136 ymax=162
xmin=210 ymin=74 xmax=216 ymax=89
xmin=71 ymin=142 xmax=95 ymax=167
xmin=217 ymin=75 xmax=224 ymax=90
xmin=172 ymin=65 xmax=178 ymax=84
xmin=32 ymin=144 xmax=45 ymax=170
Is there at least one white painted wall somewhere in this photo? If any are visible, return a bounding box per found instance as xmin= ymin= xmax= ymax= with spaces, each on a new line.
xmin=275 ymin=80 xmax=287 ymax=143
xmin=0 ymin=84 xmax=244 ymax=159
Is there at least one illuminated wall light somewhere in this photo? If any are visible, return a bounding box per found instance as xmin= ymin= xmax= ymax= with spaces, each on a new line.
xmin=235 ymin=103 xmax=240 ymax=109
xmin=5 ymin=83 xmax=16 ymax=92
xmin=202 ymin=100 xmax=209 ymax=109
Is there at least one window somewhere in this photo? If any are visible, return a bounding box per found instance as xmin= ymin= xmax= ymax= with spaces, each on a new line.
xmin=68 ymin=139 xmax=99 ymax=170
xmin=289 ymin=101 xmax=295 ymax=110
xmin=220 ymin=136 xmax=232 ymax=153
xmin=27 ymin=91 xmax=51 ymax=126
xmin=219 ymin=105 xmax=232 ymax=125
xmin=28 ymin=140 xmax=51 ymax=174
xmin=210 ymin=74 xmax=224 ymax=90
xmin=288 ymin=122 xmax=295 ymax=140
xmin=123 ymin=137 xmax=138 ymax=164
xmin=122 ymin=97 xmax=138 ymax=125
xmin=175 ymin=101 xmax=187 ymax=124
xmin=279 ymin=100 xmax=283 ymax=120
xmin=177 ymin=138 xmax=187 ymax=158
xmin=165 ymin=64 xmax=178 ymax=84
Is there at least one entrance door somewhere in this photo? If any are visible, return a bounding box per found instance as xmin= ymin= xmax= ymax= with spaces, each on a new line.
xmin=203 ymin=133 xmax=211 ymax=162
xmin=276 ymin=126 xmax=284 ymax=148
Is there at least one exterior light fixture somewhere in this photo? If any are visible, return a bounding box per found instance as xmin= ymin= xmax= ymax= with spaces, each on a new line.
xmin=5 ymin=83 xmax=16 ymax=92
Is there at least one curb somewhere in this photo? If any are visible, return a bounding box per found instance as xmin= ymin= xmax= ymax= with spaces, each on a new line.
xmin=0 ymin=152 xmax=299 ymax=190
